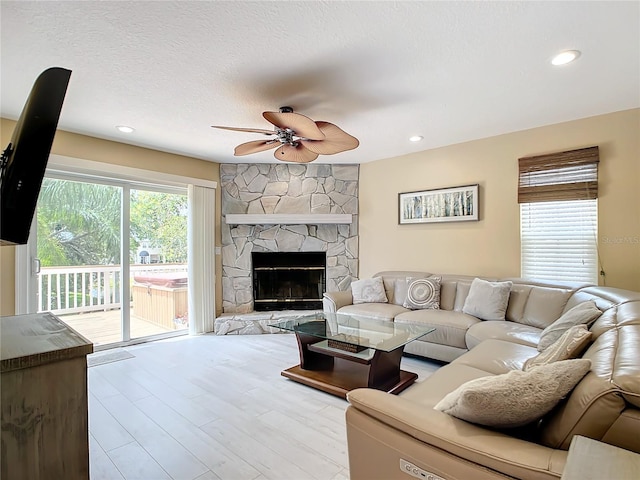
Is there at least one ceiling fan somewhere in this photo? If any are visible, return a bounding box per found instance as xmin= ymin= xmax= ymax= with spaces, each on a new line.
xmin=212 ymin=107 xmax=359 ymax=163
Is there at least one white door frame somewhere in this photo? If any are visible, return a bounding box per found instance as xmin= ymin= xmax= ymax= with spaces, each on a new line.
xmin=14 ymin=223 xmax=37 ymax=314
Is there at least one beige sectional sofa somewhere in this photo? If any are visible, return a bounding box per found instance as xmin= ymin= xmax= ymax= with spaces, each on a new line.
xmin=322 ymin=271 xmax=640 ymax=479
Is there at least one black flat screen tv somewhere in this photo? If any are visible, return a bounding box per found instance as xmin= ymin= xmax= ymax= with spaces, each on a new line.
xmin=1 ymin=67 xmax=72 ymax=245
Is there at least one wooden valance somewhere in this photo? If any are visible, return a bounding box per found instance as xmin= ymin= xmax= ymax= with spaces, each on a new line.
xmin=518 ymin=146 xmax=599 ymax=203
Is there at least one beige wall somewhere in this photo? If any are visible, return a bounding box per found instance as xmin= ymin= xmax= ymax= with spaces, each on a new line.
xmin=0 ymin=118 xmax=222 ymax=316
xmin=359 ymin=108 xmax=640 ymax=292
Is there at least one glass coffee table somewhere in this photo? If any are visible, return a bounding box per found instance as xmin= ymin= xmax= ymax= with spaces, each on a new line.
xmin=271 ymin=312 xmax=434 ymax=399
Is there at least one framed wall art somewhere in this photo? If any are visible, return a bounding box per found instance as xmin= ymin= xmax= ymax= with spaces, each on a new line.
xmin=399 ymin=184 xmax=479 ymax=224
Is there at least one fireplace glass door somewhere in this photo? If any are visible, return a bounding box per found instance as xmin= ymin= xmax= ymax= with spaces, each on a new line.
xmin=252 ymin=252 xmax=326 ymax=311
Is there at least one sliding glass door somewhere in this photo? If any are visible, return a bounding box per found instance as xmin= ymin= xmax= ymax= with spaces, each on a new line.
xmin=129 ymin=187 xmax=189 ymax=340
xmin=30 ymin=175 xmax=188 ymax=348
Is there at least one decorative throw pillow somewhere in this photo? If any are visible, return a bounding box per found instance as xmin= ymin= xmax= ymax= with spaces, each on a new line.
xmin=537 ymin=300 xmax=602 ymax=352
xmin=403 ymin=277 xmax=441 ymax=310
xmin=434 ymin=359 xmax=591 ymax=428
xmin=351 ymin=277 xmax=388 ymax=305
xmin=524 ymin=325 xmax=592 ymax=371
xmin=462 ymin=278 xmax=513 ymax=321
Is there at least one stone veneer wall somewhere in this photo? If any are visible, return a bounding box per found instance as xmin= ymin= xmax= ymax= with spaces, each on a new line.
xmin=221 ymin=163 xmax=359 ymax=314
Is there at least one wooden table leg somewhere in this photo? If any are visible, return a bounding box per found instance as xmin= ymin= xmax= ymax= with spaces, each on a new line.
xmin=368 ymin=346 xmax=403 ymax=389
xmin=295 ymin=330 xmax=334 ymax=370
xmin=282 ymin=325 xmax=419 ymax=398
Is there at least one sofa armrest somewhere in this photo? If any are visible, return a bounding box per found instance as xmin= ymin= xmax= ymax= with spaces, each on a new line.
xmin=323 ymin=290 xmax=353 ymax=313
xmin=346 ymin=388 xmax=568 ymax=479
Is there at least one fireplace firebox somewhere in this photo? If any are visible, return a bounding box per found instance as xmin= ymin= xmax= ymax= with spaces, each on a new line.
xmin=252 ymin=252 xmax=326 ymax=311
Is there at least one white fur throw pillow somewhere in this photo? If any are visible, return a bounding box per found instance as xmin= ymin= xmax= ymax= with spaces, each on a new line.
xmin=538 ymin=300 xmax=602 ymax=352
xmin=351 ymin=277 xmax=388 ymax=305
xmin=462 ymin=278 xmax=513 ymax=321
xmin=403 ymin=277 xmax=441 ymax=310
xmin=434 ymin=359 xmax=591 ymax=428
xmin=524 ymin=325 xmax=592 ymax=371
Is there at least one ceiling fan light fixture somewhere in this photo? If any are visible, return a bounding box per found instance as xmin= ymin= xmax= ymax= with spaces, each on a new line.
xmin=213 ymin=108 xmax=358 ymax=163
xmin=551 ymin=50 xmax=581 ymax=66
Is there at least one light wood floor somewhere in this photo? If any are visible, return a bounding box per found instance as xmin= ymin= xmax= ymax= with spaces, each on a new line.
xmin=60 ymin=309 xmax=182 ymax=347
xmin=88 ymin=333 xmax=441 ymax=480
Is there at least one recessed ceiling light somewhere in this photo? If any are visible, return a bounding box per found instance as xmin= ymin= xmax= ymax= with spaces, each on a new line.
xmin=551 ymin=50 xmax=581 ymax=66
xmin=116 ymin=125 xmax=135 ymax=133
xmin=409 ymin=135 xmax=423 ymax=142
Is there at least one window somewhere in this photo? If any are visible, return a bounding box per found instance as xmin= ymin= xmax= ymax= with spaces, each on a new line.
xmin=519 ymin=146 xmax=600 ymax=283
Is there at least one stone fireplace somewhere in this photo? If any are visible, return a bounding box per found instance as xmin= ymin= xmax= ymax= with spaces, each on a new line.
xmin=220 ymin=163 xmax=359 ymax=314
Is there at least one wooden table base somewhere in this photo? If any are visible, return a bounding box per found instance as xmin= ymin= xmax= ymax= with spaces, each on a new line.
xmin=282 ymin=326 xmax=419 ymax=399
xmin=282 ymin=361 xmax=418 ymax=399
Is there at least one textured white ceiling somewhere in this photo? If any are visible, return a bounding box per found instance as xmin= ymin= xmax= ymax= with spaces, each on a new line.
xmin=1 ymin=1 xmax=639 ymax=165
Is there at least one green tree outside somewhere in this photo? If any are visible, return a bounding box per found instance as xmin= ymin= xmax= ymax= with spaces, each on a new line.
xmin=37 ymin=178 xmax=187 ymax=267
xmin=37 ymin=178 xmax=121 ymax=267
xmin=130 ymin=189 xmax=188 ymax=264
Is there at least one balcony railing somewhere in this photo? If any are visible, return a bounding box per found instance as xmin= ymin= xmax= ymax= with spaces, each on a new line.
xmin=38 ymin=264 xmax=188 ymax=315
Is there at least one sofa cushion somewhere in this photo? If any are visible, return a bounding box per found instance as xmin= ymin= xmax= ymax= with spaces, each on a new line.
xmin=434 ymin=359 xmax=591 ymax=428
xmin=505 ymin=284 xmax=573 ymax=329
xmin=523 ymin=325 xmax=592 ymax=371
xmin=373 ymin=271 xmax=431 ymax=306
xmin=538 ymin=300 xmax=602 ymax=351
xmin=403 ymin=277 xmax=441 ymax=310
xmin=462 ymin=278 xmax=513 ymax=321
xmin=392 ymin=277 xmax=410 ymax=307
xmin=438 ymin=279 xmax=458 ymax=311
xmin=403 ymin=340 xmax=468 ymax=364
xmin=539 ymin=319 xmax=640 ymax=449
xmin=601 ymin=410 xmax=640 ymax=454
xmin=453 ymin=281 xmax=473 ymax=311
xmin=401 ymin=362 xmax=497 ymax=408
xmin=351 ymin=277 xmax=388 ymax=305
xmin=566 ymin=286 xmax=640 ymax=312
xmin=389 ymin=280 xmax=404 ymax=306
xmin=380 ymin=277 xmax=399 ymax=305
xmin=338 ymin=303 xmax=410 ymax=321
xmin=395 ymin=310 xmax=479 ymax=349
xmin=391 ymin=273 xmax=431 ymax=306
xmin=452 ymin=339 xmax=537 ymax=375
xmin=590 ymin=301 xmax=639 ymax=339
xmin=466 ymin=320 xmax=541 ymax=350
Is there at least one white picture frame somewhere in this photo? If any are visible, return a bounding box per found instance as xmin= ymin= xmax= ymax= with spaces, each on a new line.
xmin=399 ymin=184 xmax=479 ymax=224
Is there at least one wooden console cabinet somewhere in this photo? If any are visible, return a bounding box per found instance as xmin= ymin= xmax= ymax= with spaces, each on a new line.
xmin=1 ymin=312 xmax=93 ymax=480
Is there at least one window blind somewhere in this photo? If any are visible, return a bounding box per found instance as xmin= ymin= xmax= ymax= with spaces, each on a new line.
xmin=518 ymin=146 xmax=599 ymax=203
xmin=521 ymin=200 xmax=598 ymax=283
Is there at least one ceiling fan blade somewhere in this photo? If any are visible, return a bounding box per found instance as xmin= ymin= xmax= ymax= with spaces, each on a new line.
xmin=263 ymin=111 xmax=325 ymax=140
xmin=300 ymin=121 xmax=359 ymax=155
xmin=212 ymin=125 xmax=275 ymax=135
xmin=274 ymin=144 xmax=319 ymax=163
xmin=234 ymin=140 xmax=279 ymax=156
